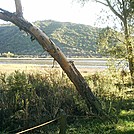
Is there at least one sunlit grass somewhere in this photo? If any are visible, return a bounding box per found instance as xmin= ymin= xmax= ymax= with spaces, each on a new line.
xmin=0 ymin=63 xmax=133 ymax=133
xmin=116 ymin=120 xmax=134 ymax=133
xmin=116 ymin=110 xmax=134 ymax=132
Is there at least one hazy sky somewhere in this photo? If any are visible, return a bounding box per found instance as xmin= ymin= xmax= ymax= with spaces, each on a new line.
xmin=0 ymin=0 xmax=113 ymax=27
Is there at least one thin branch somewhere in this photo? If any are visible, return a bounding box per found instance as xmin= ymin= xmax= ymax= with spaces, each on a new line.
xmin=16 ymin=118 xmax=59 ymax=134
xmin=106 ymin=0 xmax=124 ymax=21
xmin=116 ymin=0 xmax=123 ymax=15
xmin=117 ymin=0 xmax=123 ymax=8
xmin=112 ymin=31 xmax=125 ymax=44
xmin=94 ymin=0 xmax=124 ymax=21
xmin=95 ymin=0 xmax=108 ymax=6
xmin=14 ymin=0 xmax=23 ymax=17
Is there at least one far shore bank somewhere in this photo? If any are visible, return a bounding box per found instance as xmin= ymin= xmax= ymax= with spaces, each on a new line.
xmin=0 ymin=64 xmax=106 ymax=76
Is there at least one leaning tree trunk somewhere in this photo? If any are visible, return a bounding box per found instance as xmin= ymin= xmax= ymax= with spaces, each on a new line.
xmin=0 ymin=1 xmax=104 ymax=115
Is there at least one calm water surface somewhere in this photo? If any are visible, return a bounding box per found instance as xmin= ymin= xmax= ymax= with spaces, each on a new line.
xmin=0 ymin=58 xmax=108 ymax=69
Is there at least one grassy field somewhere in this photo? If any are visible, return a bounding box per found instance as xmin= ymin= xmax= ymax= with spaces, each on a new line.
xmin=0 ymin=63 xmax=133 ymax=133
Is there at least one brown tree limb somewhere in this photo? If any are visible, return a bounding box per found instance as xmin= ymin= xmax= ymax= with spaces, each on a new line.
xmin=14 ymin=0 xmax=23 ymax=17
xmin=0 ymin=6 xmax=104 ymax=115
xmin=105 ymin=0 xmax=124 ymax=21
xmin=95 ymin=0 xmax=108 ymax=6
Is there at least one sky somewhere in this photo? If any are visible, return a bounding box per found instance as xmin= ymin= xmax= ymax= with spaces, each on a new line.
xmin=0 ymin=0 xmax=113 ymax=27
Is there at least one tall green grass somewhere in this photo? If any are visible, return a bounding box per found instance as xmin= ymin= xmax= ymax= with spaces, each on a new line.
xmin=0 ymin=69 xmax=133 ymax=133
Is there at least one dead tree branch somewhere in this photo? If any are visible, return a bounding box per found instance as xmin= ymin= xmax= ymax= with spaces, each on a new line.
xmin=0 ymin=0 xmax=104 ymax=116
xmin=14 ymin=0 xmax=23 ymax=17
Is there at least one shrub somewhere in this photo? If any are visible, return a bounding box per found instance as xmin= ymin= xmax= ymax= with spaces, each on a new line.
xmin=0 ymin=70 xmax=87 ymax=132
xmin=0 ymin=69 xmax=133 ymax=133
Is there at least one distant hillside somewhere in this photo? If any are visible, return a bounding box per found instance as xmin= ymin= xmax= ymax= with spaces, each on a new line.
xmin=0 ymin=20 xmax=101 ymax=57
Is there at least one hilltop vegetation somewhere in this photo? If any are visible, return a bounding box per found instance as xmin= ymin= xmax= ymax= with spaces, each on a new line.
xmin=0 ymin=20 xmax=100 ymax=57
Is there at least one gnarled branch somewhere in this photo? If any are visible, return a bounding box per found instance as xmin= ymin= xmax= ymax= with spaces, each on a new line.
xmin=0 ymin=1 xmax=104 ymax=116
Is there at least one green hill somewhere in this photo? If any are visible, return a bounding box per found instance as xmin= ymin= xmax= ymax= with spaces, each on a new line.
xmin=0 ymin=20 xmax=101 ymax=57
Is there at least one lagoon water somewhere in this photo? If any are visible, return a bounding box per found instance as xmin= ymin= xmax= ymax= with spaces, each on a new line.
xmin=0 ymin=58 xmax=108 ymax=69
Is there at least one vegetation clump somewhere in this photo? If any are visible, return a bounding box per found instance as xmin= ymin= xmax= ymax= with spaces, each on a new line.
xmin=0 ymin=69 xmax=133 ymax=133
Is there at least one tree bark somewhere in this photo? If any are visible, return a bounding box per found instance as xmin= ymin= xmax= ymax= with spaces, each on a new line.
xmin=0 ymin=4 xmax=104 ymax=115
xmin=14 ymin=0 xmax=23 ymax=17
xmin=122 ymin=1 xmax=134 ymax=84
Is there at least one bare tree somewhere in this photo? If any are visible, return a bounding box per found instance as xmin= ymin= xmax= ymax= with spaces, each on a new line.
xmin=0 ymin=0 xmax=104 ymax=115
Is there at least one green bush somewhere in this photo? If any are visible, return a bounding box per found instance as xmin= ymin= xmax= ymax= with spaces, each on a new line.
xmin=0 ymin=69 xmax=133 ymax=133
xmin=0 ymin=70 xmax=87 ymax=133
xmin=85 ymin=69 xmax=133 ymax=115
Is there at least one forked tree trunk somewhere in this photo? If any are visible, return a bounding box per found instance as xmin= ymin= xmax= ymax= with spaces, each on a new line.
xmin=0 ymin=2 xmax=104 ymax=115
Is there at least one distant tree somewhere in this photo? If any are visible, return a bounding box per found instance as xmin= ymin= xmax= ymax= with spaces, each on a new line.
xmin=77 ymin=0 xmax=134 ymax=83
xmin=2 ymin=51 xmax=15 ymax=57
xmin=98 ymin=27 xmax=126 ymax=58
xmin=0 ymin=0 xmax=104 ymax=115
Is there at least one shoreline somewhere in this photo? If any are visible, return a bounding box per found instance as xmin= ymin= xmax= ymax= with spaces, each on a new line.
xmin=0 ymin=64 xmax=106 ymax=75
